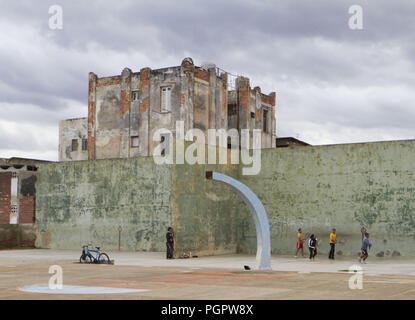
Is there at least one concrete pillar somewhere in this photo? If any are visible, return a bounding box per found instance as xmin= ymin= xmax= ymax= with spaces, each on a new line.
xmin=87 ymin=72 xmax=97 ymax=160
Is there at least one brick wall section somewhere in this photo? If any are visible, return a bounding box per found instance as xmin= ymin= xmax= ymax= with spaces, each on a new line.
xmin=19 ymin=196 xmax=35 ymax=224
xmin=120 ymin=69 xmax=131 ymax=115
xmin=139 ymin=68 xmax=150 ymax=116
xmin=222 ymin=73 xmax=227 ymax=116
xmin=88 ymin=72 xmax=97 ymax=160
xmin=0 ymin=172 xmax=11 ymax=224
xmin=194 ymin=68 xmax=210 ymax=82
xmin=0 ymin=224 xmax=36 ymax=248
xmin=120 ymin=90 xmax=130 ymax=114
xmin=96 ymin=76 xmax=121 ymax=87
xmin=237 ymin=77 xmax=250 ymax=129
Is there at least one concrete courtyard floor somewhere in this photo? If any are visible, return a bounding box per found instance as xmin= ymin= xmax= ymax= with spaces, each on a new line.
xmin=1 ymin=249 xmax=415 ymax=299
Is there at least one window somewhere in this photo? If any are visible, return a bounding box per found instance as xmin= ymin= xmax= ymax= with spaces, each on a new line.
xmin=71 ymin=139 xmax=78 ymax=152
xmin=160 ymin=134 xmax=169 ymax=156
xmin=82 ymin=139 xmax=88 ymax=151
xmin=10 ymin=205 xmax=17 ymax=214
xmin=131 ymin=91 xmax=139 ymax=101
xmin=250 ymin=112 xmax=255 ymax=119
xmin=161 ymin=87 xmax=172 ymax=112
xmin=228 ymin=104 xmax=237 ymax=116
xmin=263 ymin=109 xmax=268 ymax=133
xmin=131 ymin=136 xmax=139 ymax=148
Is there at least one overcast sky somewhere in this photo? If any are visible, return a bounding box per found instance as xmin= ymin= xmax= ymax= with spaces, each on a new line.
xmin=1 ymin=0 xmax=415 ymax=161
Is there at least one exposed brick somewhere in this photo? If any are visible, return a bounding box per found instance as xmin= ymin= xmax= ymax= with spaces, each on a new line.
xmin=120 ymin=90 xmax=130 ymax=114
xmin=88 ymin=72 xmax=96 ymax=160
xmin=0 ymin=172 xmax=11 ymax=224
xmin=195 ymin=68 xmax=210 ymax=83
xmin=96 ymin=76 xmax=121 ymax=87
xmin=139 ymin=68 xmax=151 ymax=116
xmin=19 ymin=196 xmax=35 ymax=224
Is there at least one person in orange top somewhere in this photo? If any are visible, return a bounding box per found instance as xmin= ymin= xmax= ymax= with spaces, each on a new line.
xmin=328 ymin=228 xmax=337 ymax=260
xmin=295 ymin=228 xmax=305 ymax=257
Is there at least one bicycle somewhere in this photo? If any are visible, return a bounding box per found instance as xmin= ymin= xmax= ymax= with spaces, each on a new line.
xmin=79 ymin=244 xmax=110 ymax=264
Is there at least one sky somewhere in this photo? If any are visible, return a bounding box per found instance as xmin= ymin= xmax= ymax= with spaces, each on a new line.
xmin=1 ymin=0 xmax=415 ymax=161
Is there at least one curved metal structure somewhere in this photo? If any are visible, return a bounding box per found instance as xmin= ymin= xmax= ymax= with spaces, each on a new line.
xmin=206 ymin=171 xmax=271 ymax=270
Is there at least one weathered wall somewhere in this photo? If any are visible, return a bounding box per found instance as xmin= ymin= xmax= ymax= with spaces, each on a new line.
xmin=0 ymin=169 xmax=37 ymax=225
xmin=35 ymin=148 xmax=243 ymax=255
xmin=35 ymin=158 xmax=173 ymax=251
xmin=172 ymin=160 xmax=242 ymax=256
xmin=59 ymin=118 xmax=88 ymax=161
xmin=239 ymin=140 xmax=415 ymax=257
xmin=36 ymin=139 xmax=415 ymax=257
xmin=0 ymin=224 xmax=36 ymax=248
xmin=0 ymin=172 xmax=11 ymax=224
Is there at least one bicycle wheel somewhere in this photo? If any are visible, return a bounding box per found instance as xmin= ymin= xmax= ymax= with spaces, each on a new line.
xmin=98 ymin=253 xmax=110 ymax=264
xmin=80 ymin=254 xmax=93 ymax=263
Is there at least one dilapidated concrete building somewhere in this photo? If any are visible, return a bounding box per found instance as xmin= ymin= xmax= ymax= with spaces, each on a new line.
xmin=59 ymin=58 xmax=276 ymax=161
xmin=0 ymin=158 xmax=48 ymax=249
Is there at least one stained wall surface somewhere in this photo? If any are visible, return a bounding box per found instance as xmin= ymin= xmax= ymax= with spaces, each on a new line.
xmin=59 ymin=118 xmax=88 ymax=161
xmin=239 ymin=140 xmax=415 ymax=257
xmin=36 ymin=139 xmax=415 ymax=257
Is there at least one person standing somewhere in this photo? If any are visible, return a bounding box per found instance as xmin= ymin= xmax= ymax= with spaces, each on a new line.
xmin=166 ymin=227 xmax=175 ymax=259
xmin=308 ymin=234 xmax=317 ymax=260
xmin=328 ymin=228 xmax=337 ymax=260
xmin=359 ymin=232 xmax=372 ymax=264
xmin=295 ymin=228 xmax=305 ymax=257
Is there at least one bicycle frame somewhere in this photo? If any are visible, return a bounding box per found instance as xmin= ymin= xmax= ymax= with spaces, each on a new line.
xmin=81 ymin=245 xmax=103 ymax=263
xmin=86 ymin=248 xmax=101 ymax=262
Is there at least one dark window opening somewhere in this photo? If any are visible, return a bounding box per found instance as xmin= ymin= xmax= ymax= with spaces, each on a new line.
xmin=263 ymin=109 xmax=268 ymax=133
xmin=250 ymin=112 xmax=255 ymax=119
xmin=228 ymin=104 xmax=237 ymax=116
xmin=160 ymin=134 xmax=169 ymax=156
xmin=82 ymin=139 xmax=88 ymax=151
xmin=132 ymin=91 xmax=139 ymax=101
xmin=71 ymin=139 xmax=78 ymax=152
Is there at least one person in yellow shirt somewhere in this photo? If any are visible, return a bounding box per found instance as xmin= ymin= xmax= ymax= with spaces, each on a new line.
xmin=328 ymin=228 xmax=337 ymax=260
xmin=295 ymin=228 xmax=305 ymax=257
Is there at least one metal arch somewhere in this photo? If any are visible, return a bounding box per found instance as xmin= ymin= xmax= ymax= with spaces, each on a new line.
xmin=206 ymin=172 xmax=271 ymax=270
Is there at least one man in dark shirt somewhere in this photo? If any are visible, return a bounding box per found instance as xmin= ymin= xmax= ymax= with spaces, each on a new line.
xmin=166 ymin=227 xmax=175 ymax=259
xmin=359 ymin=232 xmax=372 ymax=264
xmin=308 ymin=234 xmax=318 ymax=260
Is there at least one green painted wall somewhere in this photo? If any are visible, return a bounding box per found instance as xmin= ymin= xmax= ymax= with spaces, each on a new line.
xmin=35 ymin=158 xmax=173 ymax=251
xmin=35 ymin=139 xmax=415 ymax=257
xmin=35 ymin=150 xmax=245 ymax=255
xmin=239 ymin=140 xmax=415 ymax=257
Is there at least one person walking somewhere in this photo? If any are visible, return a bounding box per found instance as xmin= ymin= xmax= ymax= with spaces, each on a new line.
xmin=328 ymin=228 xmax=337 ymax=260
xmin=359 ymin=232 xmax=372 ymax=263
xmin=308 ymin=234 xmax=318 ymax=260
xmin=295 ymin=228 xmax=305 ymax=257
xmin=166 ymin=227 xmax=175 ymax=259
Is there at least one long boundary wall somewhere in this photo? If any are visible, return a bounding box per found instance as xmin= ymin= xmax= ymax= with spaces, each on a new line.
xmin=35 ymin=139 xmax=415 ymax=257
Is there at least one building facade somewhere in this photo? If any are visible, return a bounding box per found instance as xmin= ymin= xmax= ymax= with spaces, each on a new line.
xmin=59 ymin=58 xmax=277 ymax=161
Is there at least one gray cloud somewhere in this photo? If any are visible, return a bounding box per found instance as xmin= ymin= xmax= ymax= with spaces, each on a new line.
xmin=0 ymin=0 xmax=414 ymax=160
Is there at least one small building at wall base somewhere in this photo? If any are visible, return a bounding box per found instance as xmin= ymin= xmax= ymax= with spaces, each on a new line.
xmin=0 ymin=158 xmax=50 ymax=249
